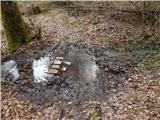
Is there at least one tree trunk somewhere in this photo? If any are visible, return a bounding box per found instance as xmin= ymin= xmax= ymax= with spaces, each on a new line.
xmin=1 ymin=1 xmax=31 ymax=53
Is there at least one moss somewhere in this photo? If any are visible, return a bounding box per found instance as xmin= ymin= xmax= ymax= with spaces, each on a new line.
xmin=137 ymin=52 xmax=160 ymax=70
xmin=89 ymin=105 xmax=102 ymax=120
xmin=139 ymin=107 xmax=145 ymax=113
xmin=1 ymin=1 xmax=31 ymax=53
xmin=41 ymin=8 xmax=50 ymax=14
xmin=32 ymin=6 xmax=41 ymax=15
xmin=128 ymin=108 xmax=134 ymax=114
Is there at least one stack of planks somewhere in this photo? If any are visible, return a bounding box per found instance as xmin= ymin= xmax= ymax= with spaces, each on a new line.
xmin=49 ymin=57 xmax=71 ymax=75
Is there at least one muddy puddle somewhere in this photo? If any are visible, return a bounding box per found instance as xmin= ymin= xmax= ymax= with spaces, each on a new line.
xmin=11 ymin=42 xmax=135 ymax=105
xmin=65 ymin=49 xmax=102 ymax=101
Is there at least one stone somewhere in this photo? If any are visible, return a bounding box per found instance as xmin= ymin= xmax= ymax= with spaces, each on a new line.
xmin=61 ymin=67 xmax=67 ymax=71
xmin=1 ymin=60 xmax=20 ymax=81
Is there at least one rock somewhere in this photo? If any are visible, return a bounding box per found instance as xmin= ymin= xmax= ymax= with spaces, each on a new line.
xmin=9 ymin=65 xmax=20 ymax=81
xmin=128 ymin=78 xmax=132 ymax=81
xmin=61 ymin=67 xmax=67 ymax=71
xmin=1 ymin=60 xmax=20 ymax=81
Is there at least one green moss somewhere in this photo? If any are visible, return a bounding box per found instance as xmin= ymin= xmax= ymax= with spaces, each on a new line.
xmin=139 ymin=107 xmax=145 ymax=113
xmin=32 ymin=6 xmax=41 ymax=15
xmin=128 ymin=108 xmax=134 ymax=114
xmin=137 ymin=52 xmax=160 ymax=70
xmin=89 ymin=105 xmax=102 ymax=120
xmin=1 ymin=1 xmax=31 ymax=53
xmin=41 ymin=8 xmax=50 ymax=14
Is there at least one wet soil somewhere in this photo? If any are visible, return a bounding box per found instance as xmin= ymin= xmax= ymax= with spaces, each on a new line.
xmin=7 ymin=41 xmax=136 ymax=106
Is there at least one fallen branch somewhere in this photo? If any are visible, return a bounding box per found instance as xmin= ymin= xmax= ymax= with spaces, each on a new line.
xmin=12 ymin=106 xmax=20 ymax=120
xmin=57 ymin=104 xmax=64 ymax=120
xmin=49 ymin=40 xmax=61 ymax=52
xmin=1 ymin=80 xmax=16 ymax=86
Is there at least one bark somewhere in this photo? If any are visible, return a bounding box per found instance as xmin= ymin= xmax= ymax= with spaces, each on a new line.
xmin=1 ymin=1 xmax=31 ymax=53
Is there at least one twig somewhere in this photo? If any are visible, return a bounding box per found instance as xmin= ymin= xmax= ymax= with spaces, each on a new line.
xmin=57 ymin=105 xmax=64 ymax=120
xmin=129 ymin=1 xmax=141 ymax=11
xmin=49 ymin=40 xmax=61 ymax=52
xmin=1 ymin=80 xmax=16 ymax=86
xmin=86 ymin=49 xmax=93 ymax=56
xmin=12 ymin=106 xmax=20 ymax=120
xmin=86 ymin=49 xmax=95 ymax=60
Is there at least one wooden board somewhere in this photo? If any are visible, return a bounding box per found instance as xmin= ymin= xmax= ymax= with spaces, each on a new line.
xmin=63 ymin=61 xmax=71 ymax=65
xmin=54 ymin=60 xmax=62 ymax=65
xmin=51 ymin=64 xmax=61 ymax=69
xmin=56 ymin=57 xmax=64 ymax=60
xmin=49 ymin=69 xmax=59 ymax=74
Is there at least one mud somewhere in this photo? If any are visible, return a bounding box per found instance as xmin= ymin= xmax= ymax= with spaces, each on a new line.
xmin=6 ymin=41 xmax=136 ymax=106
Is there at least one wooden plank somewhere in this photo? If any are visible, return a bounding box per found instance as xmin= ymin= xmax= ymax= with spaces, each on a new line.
xmin=49 ymin=69 xmax=59 ymax=74
xmin=51 ymin=64 xmax=61 ymax=69
xmin=63 ymin=61 xmax=71 ymax=65
xmin=56 ymin=57 xmax=64 ymax=60
xmin=54 ymin=60 xmax=62 ymax=65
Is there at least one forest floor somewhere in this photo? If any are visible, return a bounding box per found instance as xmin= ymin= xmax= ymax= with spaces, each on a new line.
xmin=1 ymin=2 xmax=160 ymax=120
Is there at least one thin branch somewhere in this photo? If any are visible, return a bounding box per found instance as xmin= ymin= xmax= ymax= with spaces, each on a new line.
xmin=1 ymin=80 xmax=16 ymax=86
